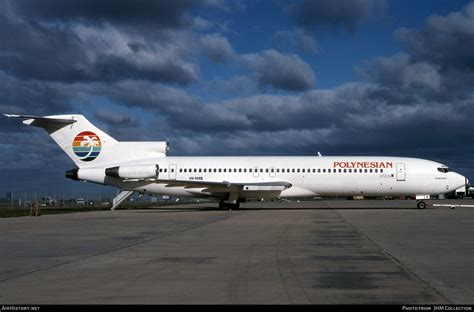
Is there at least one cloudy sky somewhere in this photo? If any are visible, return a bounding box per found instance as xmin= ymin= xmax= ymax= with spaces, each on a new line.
xmin=1 ymin=0 xmax=474 ymax=195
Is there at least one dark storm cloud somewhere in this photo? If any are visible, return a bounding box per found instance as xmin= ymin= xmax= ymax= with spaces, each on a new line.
xmin=0 ymin=72 xmax=74 ymax=115
xmin=241 ymin=49 xmax=316 ymax=91
xmin=94 ymin=108 xmax=137 ymax=126
xmin=395 ymin=2 xmax=474 ymax=70
xmin=210 ymin=75 xmax=257 ymax=97
xmin=0 ymin=3 xmax=200 ymax=84
xmin=286 ymin=0 xmax=386 ymax=32
xmin=10 ymin=0 xmax=205 ymax=28
xmin=94 ymin=80 xmax=252 ymax=131
xmin=200 ymin=33 xmax=235 ymax=63
xmin=358 ymin=53 xmax=446 ymax=103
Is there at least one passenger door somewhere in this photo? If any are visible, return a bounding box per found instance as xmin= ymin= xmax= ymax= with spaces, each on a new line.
xmin=396 ymin=163 xmax=405 ymax=181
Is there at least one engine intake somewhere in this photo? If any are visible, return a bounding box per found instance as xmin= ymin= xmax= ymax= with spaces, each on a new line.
xmin=65 ymin=168 xmax=79 ymax=181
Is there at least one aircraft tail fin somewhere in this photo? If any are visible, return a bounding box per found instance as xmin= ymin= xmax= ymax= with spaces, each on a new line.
xmin=4 ymin=114 xmax=169 ymax=169
xmin=4 ymin=114 xmax=118 ymax=168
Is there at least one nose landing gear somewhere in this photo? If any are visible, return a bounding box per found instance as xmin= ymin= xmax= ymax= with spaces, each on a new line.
xmin=417 ymin=201 xmax=426 ymax=209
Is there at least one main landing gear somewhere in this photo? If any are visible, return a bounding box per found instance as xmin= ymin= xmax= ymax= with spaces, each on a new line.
xmin=219 ymin=200 xmax=240 ymax=210
xmin=417 ymin=201 xmax=427 ymax=209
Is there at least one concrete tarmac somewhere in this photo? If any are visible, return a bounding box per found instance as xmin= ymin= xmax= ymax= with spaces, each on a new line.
xmin=0 ymin=200 xmax=472 ymax=304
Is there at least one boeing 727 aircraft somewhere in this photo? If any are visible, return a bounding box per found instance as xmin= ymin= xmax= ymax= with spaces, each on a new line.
xmin=5 ymin=114 xmax=469 ymax=209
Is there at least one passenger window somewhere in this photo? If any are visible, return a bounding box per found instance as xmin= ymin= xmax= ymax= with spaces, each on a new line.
xmin=223 ymin=169 xmax=227 ymax=173
xmin=159 ymin=168 xmax=163 ymax=173
xmin=364 ymin=169 xmax=368 ymax=173
xmin=302 ymin=169 xmax=305 ymax=173
xmin=359 ymin=169 xmax=363 ymax=173
xmin=348 ymin=169 xmax=352 ymax=173
xmin=276 ymin=169 xmax=280 ymax=173
xmin=318 ymin=169 xmax=321 ymax=173
xmin=266 ymin=168 xmax=269 ymax=173
xmin=249 ymin=168 xmax=252 ymax=173
xmin=179 ymin=169 xmax=182 ymax=173
xmin=369 ymin=169 xmax=373 ymax=173
xmin=260 ymin=169 xmax=263 ymax=173
xmin=328 ymin=169 xmax=331 ymax=173
xmin=239 ymin=169 xmax=242 ymax=173
xmin=343 ymin=169 xmax=347 ymax=173
xmin=338 ymin=169 xmax=342 ymax=173
xmin=219 ymin=169 xmax=222 ymax=173
xmin=199 ymin=169 xmax=202 ymax=173
xmin=323 ymin=169 xmax=326 ymax=173
xmin=375 ymin=169 xmax=378 ymax=173
xmin=244 ymin=168 xmax=247 ymax=173
xmin=297 ymin=169 xmax=300 ymax=173
xmin=380 ymin=169 xmax=383 ymax=173
xmin=292 ymin=169 xmax=295 ymax=173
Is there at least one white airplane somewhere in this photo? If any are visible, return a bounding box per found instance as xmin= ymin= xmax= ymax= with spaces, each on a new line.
xmin=5 ymin=114 xmax=469 ymax=210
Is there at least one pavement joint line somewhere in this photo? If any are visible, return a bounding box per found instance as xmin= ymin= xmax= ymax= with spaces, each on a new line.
xmin=331 ymin=209 xmax=452 ymax=305
xmin=0 ymin=210 xmax=247 ymax=284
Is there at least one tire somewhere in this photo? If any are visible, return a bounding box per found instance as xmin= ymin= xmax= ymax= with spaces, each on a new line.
xmin=231 ymin=202 xmax=240 ymax=210
xmin=417 ymin=201 xmax=426 ymax=209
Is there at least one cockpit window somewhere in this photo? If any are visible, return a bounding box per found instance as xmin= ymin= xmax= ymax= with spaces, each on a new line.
xmin=437 ymin=167 xmax=451 ymax=173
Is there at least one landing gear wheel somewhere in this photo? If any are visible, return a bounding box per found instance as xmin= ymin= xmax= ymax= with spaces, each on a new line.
xmin=229 ymin=202 xmax=240 ymax=210
xmin=218 ymin=201 xmax=240 ymax=210
xmin=218 ymin=201 xmax=226 ymax=209
xmin=417 ymin=201 xmax=426 ymax=209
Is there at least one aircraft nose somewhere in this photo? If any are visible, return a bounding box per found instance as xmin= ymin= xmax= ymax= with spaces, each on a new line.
xmin=452 ymin=172 xmax=467 ymax=190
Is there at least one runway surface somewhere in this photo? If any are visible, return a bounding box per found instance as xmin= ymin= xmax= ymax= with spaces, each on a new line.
xmin=0 ymin=200 xmax=473 ymax=304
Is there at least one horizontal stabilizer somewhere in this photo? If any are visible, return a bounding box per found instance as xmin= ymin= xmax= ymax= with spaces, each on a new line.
xmin=3 ymin=114 xmax=77 ymax=127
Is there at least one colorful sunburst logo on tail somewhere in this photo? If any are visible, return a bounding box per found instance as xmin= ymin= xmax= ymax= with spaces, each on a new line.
xmin=72 ymin=131 xmax=101 ymax=162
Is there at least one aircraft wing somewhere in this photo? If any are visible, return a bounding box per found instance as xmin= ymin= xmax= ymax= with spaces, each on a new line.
xmin=154 ymin=179 xmax=292 ymax=192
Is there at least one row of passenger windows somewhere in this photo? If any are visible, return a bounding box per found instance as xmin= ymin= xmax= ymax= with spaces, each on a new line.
xmin=158 ymin=168 xmax=386 ymax=174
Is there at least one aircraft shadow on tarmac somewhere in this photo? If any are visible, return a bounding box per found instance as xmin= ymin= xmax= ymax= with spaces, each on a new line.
xmin=127 ymin=205 xmax=421 ymax=214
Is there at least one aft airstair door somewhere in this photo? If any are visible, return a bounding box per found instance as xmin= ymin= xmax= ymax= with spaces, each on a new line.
xmin=396 ymin=163 xmax=406 ymax=181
